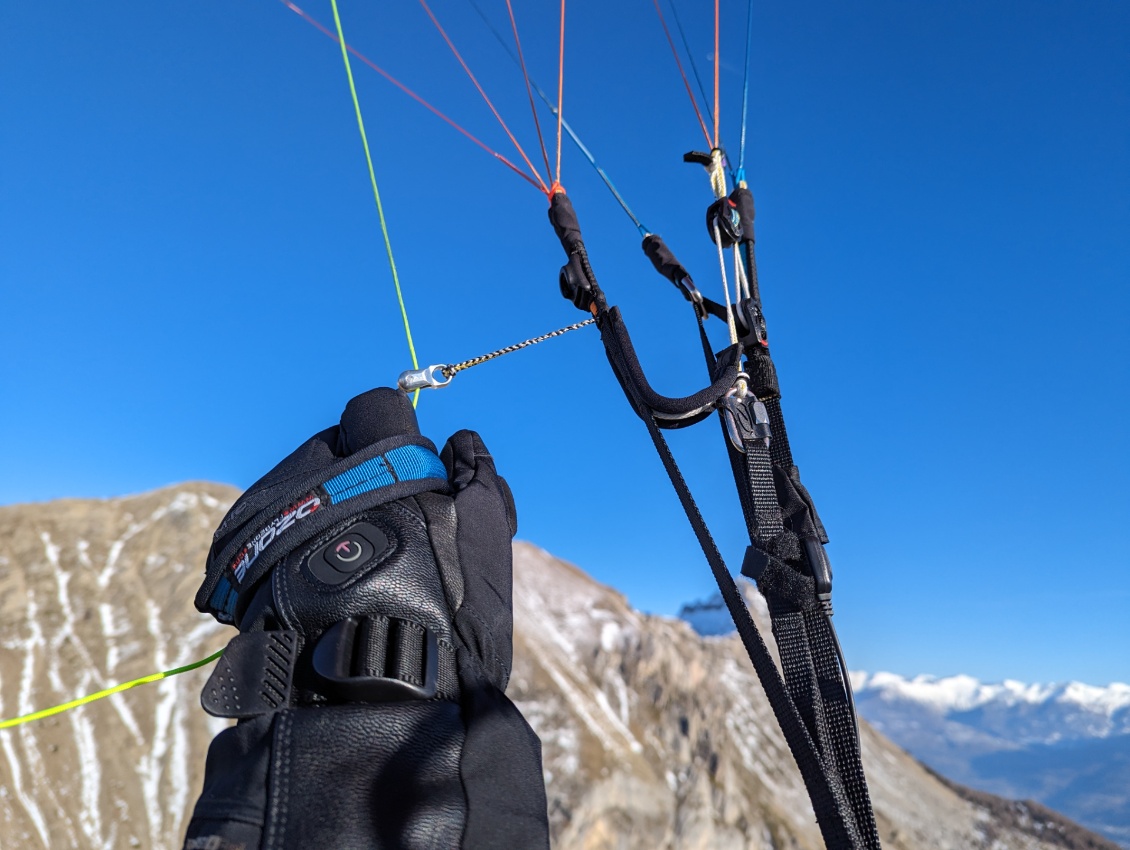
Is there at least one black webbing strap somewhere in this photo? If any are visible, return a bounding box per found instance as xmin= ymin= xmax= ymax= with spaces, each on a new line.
xmin=641 ymin=413 xmax=864 ymax=849
xmin=806 ymin=609 xmax=881 ymax=848
xmin=549 ymin=191 xmax=877 ymax=847
xmin=732 ymin=432 xmax=866 ymax=839
xmin=713 ymin=367 xmax=879 ymax=848
xmin=744 ymin=438 xmax=785 ymax=541
xmin=727 ymin=379 xmax=882 ymax=849
xmin=737 ymin=389 xmax=880 ymax=847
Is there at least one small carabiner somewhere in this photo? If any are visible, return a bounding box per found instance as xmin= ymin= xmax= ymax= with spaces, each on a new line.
xmin=398 ymin=364 xmax=453 ymax=392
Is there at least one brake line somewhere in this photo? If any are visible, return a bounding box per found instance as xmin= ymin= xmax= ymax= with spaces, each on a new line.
xmin=0 ymin=650 xmax=225 ymax=730
xmin=329 ymin=0 xmax=421 ymax=407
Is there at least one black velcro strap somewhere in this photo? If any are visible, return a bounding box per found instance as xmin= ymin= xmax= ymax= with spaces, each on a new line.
xmin=201 ymin=630 xmax=298 ymax=719
xmin=741 ymin=546 xmax=821 ymax=613
xmin=745 ymin=348 xmax=779 ymax=399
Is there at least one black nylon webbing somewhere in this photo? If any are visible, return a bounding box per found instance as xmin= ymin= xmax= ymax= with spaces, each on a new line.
xmin=768 ymin=604 xmax=829 ymax=755
xmin=705 ymin=336 xmax=879 ymax=848
xmin=806 ymin=611 xmax=882 ymax=848
xmin=766 ymin=396 xmax=795 ymax=469
xmin=641 ymin=413 xmax=864 ymax=849
xmin=736 ymin=400 xmax=880 ymax=849
xmin=744 ymin=438 xmax=784 ymax=542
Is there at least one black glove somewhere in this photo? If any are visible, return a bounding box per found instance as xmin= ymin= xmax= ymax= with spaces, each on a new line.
xmin=184 ymin=388 xmax=549 ymax=850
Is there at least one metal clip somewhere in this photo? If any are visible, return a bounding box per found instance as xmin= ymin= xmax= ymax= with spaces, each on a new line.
xmin=398 ymin=364 xmax=452 ymax=392
xmin=719 ymin=385 xmax=771 ymax=453
xmin=677 ymin=276 xmax=704 ymax=307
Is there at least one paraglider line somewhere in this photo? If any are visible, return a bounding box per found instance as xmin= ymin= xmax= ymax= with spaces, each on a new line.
xmin=505 ymin=0 xmax=552 ymax=184
xmin=418 ymin=0 xmax=550 ymax=195
xmin=556 ymin=0 xmax=566 ymax=185
xmin=738 ymin=0 xmax=754 ymax=178
xmin=466 ymin=0 xmax=648 ymax=234
xmin=665 ymin=0 xmax=715 ymax=140
xmin=281 ymin=2 xmax=542 ymax=193
xmin=329 ymin=0 xmax=421 ymax=405
xmin=651 ymin=0 xmax=712 ymax=149
xmin=0 ymin=651 xmax=224 ymax=730
xmin=713 ymin=0 xmax=720 ymax=148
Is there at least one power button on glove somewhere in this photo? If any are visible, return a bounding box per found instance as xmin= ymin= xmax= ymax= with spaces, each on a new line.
xmin=307 ymin=522 xmax=389 ymax=586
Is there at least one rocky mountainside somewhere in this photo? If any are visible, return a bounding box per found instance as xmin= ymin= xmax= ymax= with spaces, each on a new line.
xmin=0 ymin=484 xmax=1118 ymax=850
xmin=680 ymin=594 xmax=1130 ymax=847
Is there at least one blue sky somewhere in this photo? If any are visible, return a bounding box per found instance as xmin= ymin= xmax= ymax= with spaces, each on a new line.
xmin=2 ymin=1 xmax=1127 ymax=686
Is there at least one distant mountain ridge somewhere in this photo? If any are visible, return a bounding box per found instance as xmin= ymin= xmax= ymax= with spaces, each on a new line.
xmin=851 ymin=672 xmax=1130 ymax=743
xmin=0 ymin=484 xmax=1120 ymax=850
xmin=680 ymin=591 xmax=1130 ymax=847
xmin=851 ymin=671 xmax=1130 ymax=848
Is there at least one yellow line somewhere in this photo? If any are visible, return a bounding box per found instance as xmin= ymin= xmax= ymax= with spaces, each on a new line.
xmin=0 ymin=650 xmax=224 ymax=730
xmin=0 ymin=5 xmax=428 ymax=733
xmin=329 ymin=0 xmax=421 ymax=407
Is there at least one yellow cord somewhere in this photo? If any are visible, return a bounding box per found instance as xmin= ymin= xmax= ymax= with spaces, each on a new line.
xmin=328 ymin=0 xmax=421 ymax=408
xmin=2 ymin=6 xmax=433 ymax=732
xmin=0 ymin=649 xmax=224 ymax=730
xmin=2 ymin=5 xmax=433 ymax=732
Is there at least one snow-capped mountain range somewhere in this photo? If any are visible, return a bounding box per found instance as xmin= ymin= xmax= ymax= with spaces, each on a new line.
xmin=680 ymin=590 xmax=1130 ymax=848
xmin=851 ymin=671 xmax=1130 ymax=745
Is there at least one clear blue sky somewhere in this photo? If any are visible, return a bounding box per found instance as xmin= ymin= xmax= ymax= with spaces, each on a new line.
xmin=2 ymin=1 xmax=1127 ymax=686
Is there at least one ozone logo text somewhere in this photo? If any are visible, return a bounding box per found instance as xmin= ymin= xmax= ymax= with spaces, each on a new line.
xmin=230 ymin=493 xmax=321 ymax=584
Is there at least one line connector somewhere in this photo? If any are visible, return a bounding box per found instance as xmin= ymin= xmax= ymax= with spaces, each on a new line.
xmin=398 ymin=364 xmax=453 ymax=392
xmin=719 ymin=375 xmax=772 ymax=453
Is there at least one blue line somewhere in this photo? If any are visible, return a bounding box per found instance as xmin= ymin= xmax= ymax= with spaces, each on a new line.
xmin=738 ymin=0 xmax=755 ymax=180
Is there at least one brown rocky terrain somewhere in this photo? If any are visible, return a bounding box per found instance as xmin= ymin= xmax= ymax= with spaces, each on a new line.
xmin=0 ymin=483 xmax=1117 ymax=849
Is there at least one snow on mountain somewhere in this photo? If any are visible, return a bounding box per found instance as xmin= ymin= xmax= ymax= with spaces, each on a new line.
xmin=681 ymin=591 xmax=1130 ymax=848
xmin=852 ymin=671 xmax=1130 ymax=745
xmin=0 ymin=487 xmax=1121 ymax=850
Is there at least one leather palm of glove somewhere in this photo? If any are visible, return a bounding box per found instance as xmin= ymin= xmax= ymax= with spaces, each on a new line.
xmin=185 ymin=388 xmax=549 ymax=850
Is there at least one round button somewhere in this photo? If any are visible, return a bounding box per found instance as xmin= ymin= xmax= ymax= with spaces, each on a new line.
xmin=306 ymin=522 xmax=389 ymax=586
xmin=331 ymin=539 xmax=364 ymax=564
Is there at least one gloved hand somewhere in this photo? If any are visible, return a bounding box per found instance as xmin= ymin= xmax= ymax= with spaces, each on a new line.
xmin=184 ymin=388 xmax=549 ymax=850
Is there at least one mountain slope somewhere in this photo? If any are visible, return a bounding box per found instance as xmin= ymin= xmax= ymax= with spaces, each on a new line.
xmin=0 ymin=484 xmax=1118 ymax=849
xmin=850 ymin=672 xmax=1130 ymax=847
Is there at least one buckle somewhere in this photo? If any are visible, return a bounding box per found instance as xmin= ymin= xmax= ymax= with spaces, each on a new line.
xmin=312 ymin=616 xmax=439 ymax=702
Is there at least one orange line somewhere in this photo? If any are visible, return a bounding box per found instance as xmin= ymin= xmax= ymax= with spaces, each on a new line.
xmin=282 ymin=1 xmax=542 ymax=192
xmin=651 ymin=0 xmax=712 ymax=149
xmin=505 ymin=0 xmax=552 ymax=185
xmin=417 ymin=0 xmax=549 ymax=194
xmin=556 ymin=0 xmax=566 ymax=184
xmin=713 ymin=0 xmax=720 ymax=148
